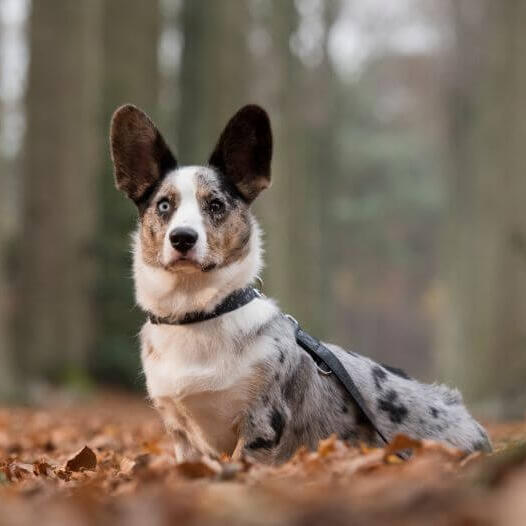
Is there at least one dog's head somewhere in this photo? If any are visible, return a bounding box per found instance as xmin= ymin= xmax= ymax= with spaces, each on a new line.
xmin=110 ymin=104 xmax=272 ymax=274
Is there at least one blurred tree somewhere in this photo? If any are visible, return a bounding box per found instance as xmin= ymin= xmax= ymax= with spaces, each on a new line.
xmin=177 ymin=0 xmax=251 ymax=162
xmin=157 ymin=0 xmax=180 ymax=147
xmin=261 ymin=0 xmax=339 ymax=336
xmin=16 ymin=0 xmax=102 ymax=383
xmin=94 ymin=0 xmax=161 ymax=387
xmin=440 ymin=0 xmax=526 ymax=416
xmin=296 ymin=2 xmax=341 ymax=337
xmin=250 ymin=0 xmax=301 ymax=324
xmin=329 ymin=57 xmax=445 ymax=375
xmin=0 ymin=125 xmax=16 ymax=398
xmin=0 ymin=0 xmax=473 ymax=395
xmin=242 ymin=0 xmax=339 ymax=336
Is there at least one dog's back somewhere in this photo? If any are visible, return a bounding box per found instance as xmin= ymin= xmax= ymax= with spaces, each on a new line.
xmin=235 ymin=315 xmax=491 ymax=464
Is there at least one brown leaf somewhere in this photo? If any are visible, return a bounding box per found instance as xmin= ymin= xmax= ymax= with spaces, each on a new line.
xmin=65 ymin=446 xmax=97 ymax=472
xmin=55 ymin=469 xmax=71 ymax=481
xmin=342 ymin=448 xmax=385 ymax=476
xmin=0 ymin=393 xmax=518 ymax=525
xmin=119 ymin=457 xmax=136 ymax=476
xmin=132 ymin=453 xmax=151 ymax=473
xmin=3 ymin=462 xmax=35 ymax=482
xmin=385 ymin=454 xmax=404 ymax=465
xmin=359 ymin=442 xmax=382 ymax=456
xmin=33 ymin=461 xmax=51 ymax=477
xmin=175 ymin=460 xmax=218 ymax=479
xmin=383 ymin=434 xmax=423 ymax=460
xmin=141 ymin=441 xmax=162 ymax=456
xmin=317 ymin=434 xmax=338 ymax=457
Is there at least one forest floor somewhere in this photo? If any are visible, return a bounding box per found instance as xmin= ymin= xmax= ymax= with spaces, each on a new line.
xmin=1 ymin=393 xmax=526 ymax=526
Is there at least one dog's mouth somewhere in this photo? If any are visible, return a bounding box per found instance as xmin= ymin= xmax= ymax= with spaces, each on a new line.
xmin=165 ymin=256 xmax=201 ymax=270
xmin=163 ymin=256 xmax=217 ymax=273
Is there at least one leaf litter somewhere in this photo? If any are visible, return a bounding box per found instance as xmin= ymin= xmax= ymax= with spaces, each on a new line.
xmin=0 ymin=393 xmax=525 ymax=525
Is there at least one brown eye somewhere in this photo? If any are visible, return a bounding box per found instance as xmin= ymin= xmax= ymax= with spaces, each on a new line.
xmin=208 ymin=198 xmax=225 ymax=214
xmin=157 ymin=199 xmax=171 ymax=214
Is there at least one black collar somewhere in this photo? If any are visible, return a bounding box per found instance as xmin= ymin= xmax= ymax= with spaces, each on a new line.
xmin=148 ymin=287 xmax=261 ymax=326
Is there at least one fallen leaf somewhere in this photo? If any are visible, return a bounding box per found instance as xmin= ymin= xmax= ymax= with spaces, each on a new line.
xmin=385 ymin=454 xmax=404 ymax=464
xmin=33 ymin=461 xmax=51 ymax=477
xmin=175 ymin=460 xmax=218 ymax=479
xmin=318 ymin=434 xmax=339 ymax=457
xmin=141 ymin=441 xmax=162 ymax=455
xmin=7 ymin=462 xmax=34 ymax=481
xmin=119 ymin=457 xmax=136 ymax=476
xmin=65 ymin=446 xmax=97 ymax=472
xmin=383 ymin=434 xmax=423 ymax=460
xmin=132 ymin=453 xmax=151 ymax=473
xmin=0 ymin=393 xmax=519 ymax=526
xmin=360 ymin=442 xmax=382 ymax=455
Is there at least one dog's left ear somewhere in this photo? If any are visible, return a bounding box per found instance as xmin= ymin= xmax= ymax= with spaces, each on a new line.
xmin=208 ymin=105 xmax=272 ymax=203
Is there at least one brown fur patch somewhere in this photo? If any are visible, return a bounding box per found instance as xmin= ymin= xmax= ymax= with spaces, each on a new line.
xmin=137 ymin=169 xmax=252 ymax=272
xmin=196 ymin=172 xmax=251 ymax=269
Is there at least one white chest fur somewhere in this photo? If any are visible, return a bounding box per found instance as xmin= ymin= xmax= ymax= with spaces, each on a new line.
xmin=141 ymin=298 xmax=278 ymax=456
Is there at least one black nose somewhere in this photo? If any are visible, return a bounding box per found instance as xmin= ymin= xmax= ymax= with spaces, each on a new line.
xmin=169 ymin=227 xmax=198 ymax=253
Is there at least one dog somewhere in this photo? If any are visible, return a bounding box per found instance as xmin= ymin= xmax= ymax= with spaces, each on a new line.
xmin=109 ymin=103 xmax=492 ymax=465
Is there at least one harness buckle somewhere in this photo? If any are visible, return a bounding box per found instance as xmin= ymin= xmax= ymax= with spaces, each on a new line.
xmin=284 ymin=313 xmax=299 ymax=327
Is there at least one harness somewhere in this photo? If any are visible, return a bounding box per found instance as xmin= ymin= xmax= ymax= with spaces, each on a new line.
xmin=147 ymin=286 xmax=392 ymax=450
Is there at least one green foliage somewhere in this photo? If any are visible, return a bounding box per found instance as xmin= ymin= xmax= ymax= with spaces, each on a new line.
xmin=57 ymin=367 xmax=95 ymax=395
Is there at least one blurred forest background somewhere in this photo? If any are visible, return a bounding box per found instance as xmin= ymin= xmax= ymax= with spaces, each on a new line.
xmin=0 ymin=0 xmax=525 ymax=419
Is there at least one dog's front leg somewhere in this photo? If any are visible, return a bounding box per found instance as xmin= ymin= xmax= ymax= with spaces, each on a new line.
xmin=153 ymin=397 xmax=202 ymax=463
xmin=172 ymin=429 xmax=202 ymax=463
xmin=231 ymin=435 xmax=245 ymax=461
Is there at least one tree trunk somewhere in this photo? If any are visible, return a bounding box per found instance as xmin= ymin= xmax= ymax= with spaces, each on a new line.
xmin=93 ymin=0 xmax=161 ymax=385
xmin=252 ymin=0 xmax=300 ymax=323
xmin=16 ymin=1 xmax=102 ymax=380
xmin=177 ymin=0 xmax=251 ymax=163
xmin=440 ymin=0 xmax=526 ymax=417
xmin=252 ymin=0 xmax=338 ymax=336
xmin=0 ymin=139 xmax=16 ymax=398
xmin=0 ymin=21 xmax=12 ymax=393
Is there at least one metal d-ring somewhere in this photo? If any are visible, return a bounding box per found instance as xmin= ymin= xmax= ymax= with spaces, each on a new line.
xmin=255 ymin=276 xmax=264 ymax=291
xmin=284 ymin=313 xmax=299 ymax=327
xmin=316 ymin=362 xmax=333 ymax=376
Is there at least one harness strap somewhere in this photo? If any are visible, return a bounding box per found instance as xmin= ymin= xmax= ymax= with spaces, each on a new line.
xmin=294 ymin=324 xmax=392 ymax=447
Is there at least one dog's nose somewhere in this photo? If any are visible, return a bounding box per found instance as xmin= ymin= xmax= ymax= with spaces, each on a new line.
xmin=169 ymin=227 xmax=198 ymax=253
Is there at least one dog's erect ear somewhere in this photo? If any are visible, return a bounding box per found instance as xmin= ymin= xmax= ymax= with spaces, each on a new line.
xmin=208 ymin=105 xmax=272 ymax=203
xmin=110 ymin=104 xmax=176 ymax=204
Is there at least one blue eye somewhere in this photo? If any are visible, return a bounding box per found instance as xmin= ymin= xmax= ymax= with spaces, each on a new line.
xmin=157 ymin=199 xmax=171 ymax=214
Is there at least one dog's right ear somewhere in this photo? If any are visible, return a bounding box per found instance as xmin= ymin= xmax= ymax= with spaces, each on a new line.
xmin=110 ymin=104 xmax=176 ymax=204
